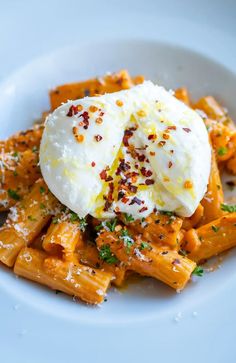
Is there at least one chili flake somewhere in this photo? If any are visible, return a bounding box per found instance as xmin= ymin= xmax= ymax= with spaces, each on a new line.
xmin=141 ymin=167 xmax=152 ymax=177
xmin=167 ymin=126 xmax=177 ymax=131
xmin=129 ymin=197 xmax=142 ymax=205
xmin=91 ymin=162 xmax=96 ymax=167
xmin=149 ymin=151 xmax=156 ymax=156
xmin=116 ymin=100 xmax=123 ymax=107
xmin=137 ymin=110 xmax=146 ymax=117
xmin=94 ymin=135 xmax=103 ymax=142
xmin=89 ymin=105 xmax=98 ymax=113
xmin=67 ymin=105 xmax=79 ymax=117
xmin=183 ymin=127 xmax=191 ymax=133
xmin=96 ymin=117 xmax=103 ymax=124
xmin=163 ymin=133 xmax=170 ymax=140
xmin=75 ymin=134 xmax=84 ymax=143
xmin=139 ymin=206 xmax=148 ymax=213
xmin=168 ymin=161 xmax=173 ymax=168
xmin=158 ymin=141 xmax=166 ymax=147
xmin=100 ymin=170 xmax=107 ymax=180
xmin=148 ymin=134 xmax=157 ymax=141
xmin=184 ymin=180 xmax=193 ymax=189
xmin=145 ymin=179 xmax=154 ymax=185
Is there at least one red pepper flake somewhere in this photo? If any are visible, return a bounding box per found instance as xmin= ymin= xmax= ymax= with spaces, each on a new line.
xmin=104 ymin=199 xmax=112 ymax=211
xmin=163 ymin=133 xmax=170 ymax=140
xmin=99 ymin=169 xmax=107 ymax=180
xmin=67 ymin=105 xmax=79 ymax=117
xmin=94 ymin=135 xmax=103 ymax=142
xmin=91 ymin=161 xmax=96 ymax=167
xmin=129 ymin=197 xmax=142 ymax=205
xmin=184 ymin=180 xmax=193 ymax=189
xmin=96 ymin=117 xmax=103 ymax=124
xmin=137 ymin=154 xmax=145 ymax=162
xmin=168 ymin=161 xmax=173 ymax=168
xmin=141 ymin=167 xmax=153 ymax=177
xmin=72 ymin=126 xmax=84 ymax=143
xmin=163 ymin=176 xmax=170 ymax=182
xmin=105 ymin=175 xmax=113 ymax=182
xmin=128 ymin=185 xmax=138 ymax=193
xmin=139 ymin=206 xmax=148 ymax=213
xmin=183 ymin=127 xmax=191 ymax=133
xmin=137 ymin=110 xmax=146 ymax=117
xmin=149 ymin=151 xmax=156 ymax=156
xmin=121 ymin=197 xmax=129 ymax=204
xmin=167 ymin=126 xmax=177 ymax=131
xmin=123 ymin=129 xmax=133 ymax=147
xmin=89 ymin=105 xmax=98 ymax=113
xmin=145 ymin=179 xmax=154 ymax=185
xmin=158 ymin=141 xmax=166 ymax=147
xmin=116 ymin=100 xmax=123 ymax=107
xmin=99 ymin=111 xmax=104 ymax=117
xmin=75 ymin=134 xmax=84 ymax=143
xmin=148 ymin=134 xmax=157 ymax=141
xmin=170 ymin=149 xmax=174 ymax=154
xmin=79 ymin=111 xmax=89 ymax=129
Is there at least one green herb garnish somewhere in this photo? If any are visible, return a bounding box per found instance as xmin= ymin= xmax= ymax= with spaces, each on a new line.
xmin=192 ymin=266 xmax=204 ymax=277
xmin=28 ymin=215 xmax=37 ymax=222
xmin=217 ymin=147 xmax=228 ymax=156
xmin=160 ymin=210 xmax=175 ymax=217
xmin=39 ymin=186 xmax=46 ymax=194
xmin=95 ymin=219 xmax=117 ymax=232
xmin=221 ymin=203 xmax=236 ymax=213
xmin=40 ymin=203 xmax=46 ymax=209
xmin=120 ymin=229 xmax=134 ymax=253
xmin=8 ymin=189 xmax=20 ymax=201
xmin=99 ymin=244 xmax=119 ymax=264
xmin=140 ymin=241 xmax=152 ymax=251
xmin=211 ymin=225 xmax=219 ymax=232
xmin=106 ymin=218 xmax=117 ymax=232
xmin=79 ymin=217 xmax=87 ymax=232
xmin=124 ymin=213 xmax=134 ymax=223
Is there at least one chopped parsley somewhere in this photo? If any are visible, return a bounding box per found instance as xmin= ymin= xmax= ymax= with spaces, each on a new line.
xmin=70 ymin=212 xmax=79 ymax=222
xmin=39 ymin=186 xmax=46 ymax=194
xmin=69 ymin=212 xmax=87 ymax=231
xmin=221 ymin=203 xmax=236 ymax=213
xmin=79 ymin=217 xmax=88 ymax=232
xmin=99 ymin=244 xmax=119 ymax=264
xmin=28 ymin=215 xmax=37 ymax=222
xmin=120 ymin=229 xmax=134 ymax=253
xmin=40 ymin=203 xmax=46 ymax=209
xmin=52 ymin=217 xmax=59 ymax=224
xmin=12 ymin=151 xmax=19 ymax=159
xmin=32 ymin=146 xmax=38 ymax=153
xmin=160 ymin=210 xmax=175 ymax=217
xmin=217 ymin=147 xmax=228 ymax=156
xmin=95 ymin=218 xmax=117 ymax=232
xmin=211 ymin=225 xmax=219 ymax=232
xmin=192 ymin=266 xmax=204 ymax=277
xmin=8 ymin=189 xmax=20 ymax=201
xmin=140 ymin=241 xmax=152 ymax=251
xmin=124 ymin=213 xmax=134 ymax=223
xmin=106 ymin=218 xmax=117 ymax=232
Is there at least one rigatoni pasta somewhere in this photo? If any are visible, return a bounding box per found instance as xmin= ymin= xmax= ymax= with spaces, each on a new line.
xmin=0 ymin=70 xmax=235 ymax=305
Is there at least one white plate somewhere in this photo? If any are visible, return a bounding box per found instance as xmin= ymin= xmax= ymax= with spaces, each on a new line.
xmin=0 ymin=2 xmax=236 ymax=362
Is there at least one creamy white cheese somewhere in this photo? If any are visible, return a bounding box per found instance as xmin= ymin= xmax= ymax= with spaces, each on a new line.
xmin=40 ymin=81 xmax=211 ymax=219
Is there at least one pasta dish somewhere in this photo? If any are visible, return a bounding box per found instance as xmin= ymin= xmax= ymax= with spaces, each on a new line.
xmin=0 ymin=70 xmax=235 ymax=305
